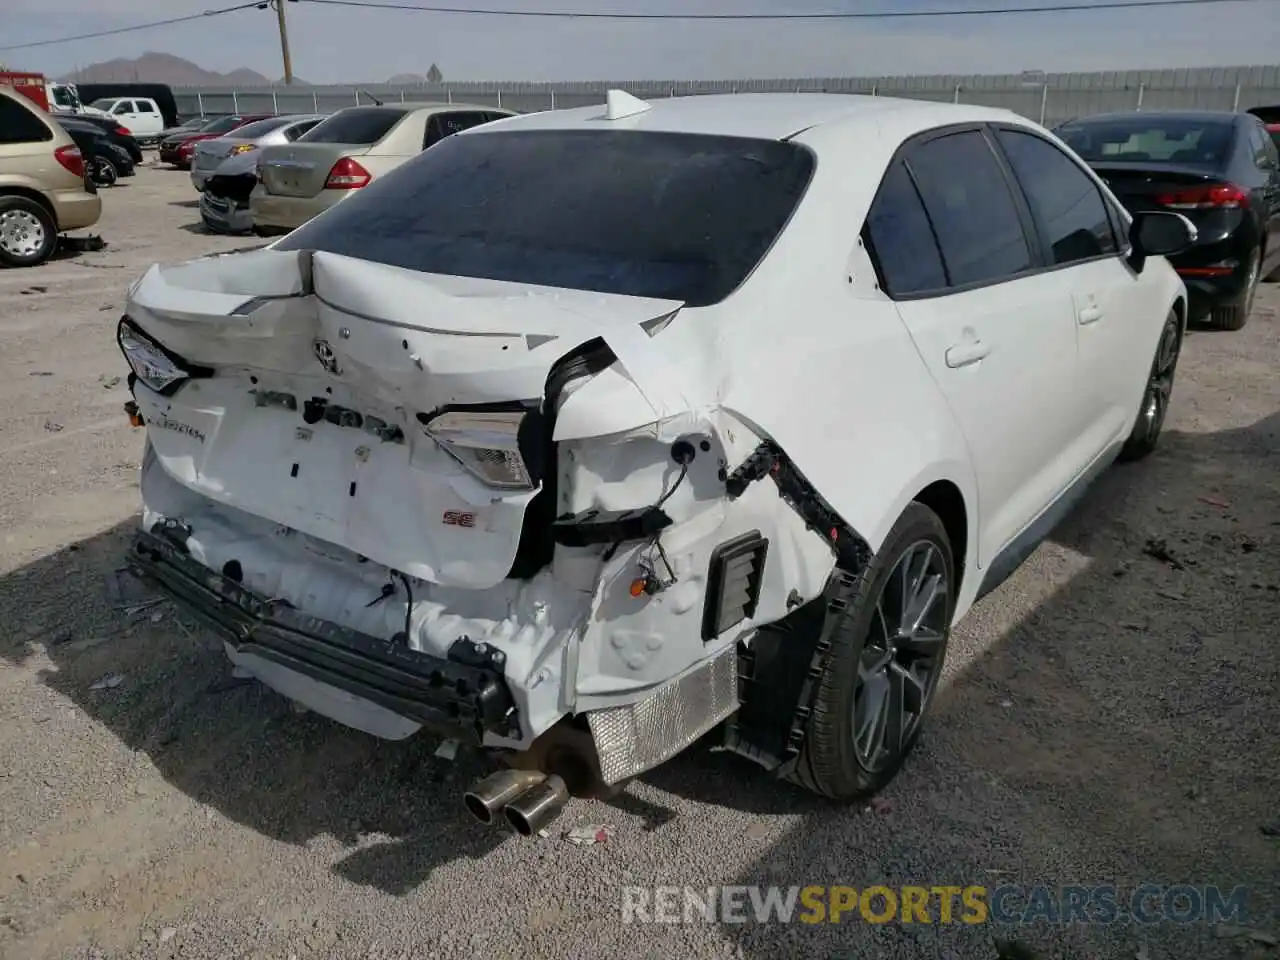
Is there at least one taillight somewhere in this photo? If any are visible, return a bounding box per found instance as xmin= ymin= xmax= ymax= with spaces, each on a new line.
xmin=179 ymin=140 xmax=196 ymax=154
xmin=54 ymin=144 xmax=84 ymax=178
xmin=324 ymin=157 xmax=371 ymax=190
xmin=114 ymin=125 xmax=131 ymax=136
xmin=1156 ymin=183 xmax=1248 ymax=210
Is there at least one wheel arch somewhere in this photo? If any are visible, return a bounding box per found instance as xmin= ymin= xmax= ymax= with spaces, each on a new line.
xmin=0 ymin=185 xmax=59 ymax=231
xmin=913 ymin=478 xmax=970 ymax=602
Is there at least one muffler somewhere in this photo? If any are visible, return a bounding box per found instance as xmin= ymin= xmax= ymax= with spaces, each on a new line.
xmin=504 ymin=774 xmax=569 ymax=836
xmin=463 ymin=769 xmax=546 ymax=825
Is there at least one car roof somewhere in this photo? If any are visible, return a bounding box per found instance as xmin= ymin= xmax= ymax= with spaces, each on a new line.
xmin=464 ymin=91 xmax=1020 ymax=141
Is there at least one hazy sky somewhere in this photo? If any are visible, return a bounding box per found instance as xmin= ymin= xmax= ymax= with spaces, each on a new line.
xmin=2 ymin=0 xmax=1275 ymax=83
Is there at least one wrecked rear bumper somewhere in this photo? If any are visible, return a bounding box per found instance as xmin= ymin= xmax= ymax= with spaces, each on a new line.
xmin=127 ymin=526 xmax=520 ymax=744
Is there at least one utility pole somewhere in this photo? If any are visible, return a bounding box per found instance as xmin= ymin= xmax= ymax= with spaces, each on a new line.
xmin=259 ymin=0 xmax=296 ymax=84
xmin=276 ymin=0 xmax=294 ymax=86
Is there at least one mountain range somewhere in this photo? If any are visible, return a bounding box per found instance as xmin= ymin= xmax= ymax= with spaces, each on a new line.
xmin=57 ymin=52 xmax=444 ymax=87
xmin=59 ymin=53 xmax=304 ymax=87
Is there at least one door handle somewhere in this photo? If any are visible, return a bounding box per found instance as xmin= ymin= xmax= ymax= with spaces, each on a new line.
xmin=1078 ymin=306 xmax=1104 ymax=325
xmin=944 ymin=339 xmax=991 ymax=368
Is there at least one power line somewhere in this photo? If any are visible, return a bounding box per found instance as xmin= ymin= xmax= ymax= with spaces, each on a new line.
xmin=299 ymin=0 xmax=1274 ymax=19
xmin=1 ymin=0 xmax=1270 ymax=53
xmin=0 ymin=2 xmax=265 ymax=53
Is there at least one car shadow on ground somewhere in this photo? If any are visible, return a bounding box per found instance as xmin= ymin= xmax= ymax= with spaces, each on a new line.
xmin=651 ymin=411 xmax=1278 ymax=959
xmin=1 ymin=414 xmax=1276 ymax=933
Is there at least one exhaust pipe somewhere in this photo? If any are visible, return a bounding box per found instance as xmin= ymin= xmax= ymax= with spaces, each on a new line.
xmin=504 ymin=774 xmax=569 ymax=836
xmin=463 ymin=769 xmax=546 ymax=824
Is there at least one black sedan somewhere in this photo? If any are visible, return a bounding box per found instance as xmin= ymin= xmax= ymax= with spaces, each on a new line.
xmin=1056 ymin=110 xmax=1280 ymax=330
xmin=55 ymin=120 xmax=136 ymax=187
xmin=62 ymin=114 xmax=144 ymax=164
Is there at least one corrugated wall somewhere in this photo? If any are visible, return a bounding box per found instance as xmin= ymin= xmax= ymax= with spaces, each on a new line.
xmin=173 ymin=65 xmax=1280 ymax=125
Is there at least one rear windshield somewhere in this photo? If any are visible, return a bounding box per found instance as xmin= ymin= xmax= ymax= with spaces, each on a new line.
xmin=88 ymin=98 xmax=117 ymax=111
xmin=1057 ymin=117 xmax=1234 ymax=166
xmin=300 ymin=107 xmax=406 ymax=145
xmin=276 ymin=129 xmax=815 ymax=307
xmin=228 ymin=116 xmax=294 ymax=139
xmin=201 ymin=115 xmax=245 ymax=134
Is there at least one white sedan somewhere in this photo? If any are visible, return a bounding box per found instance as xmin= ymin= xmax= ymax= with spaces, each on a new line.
xmin=116 ymin=90 xmax=1193 ymax=834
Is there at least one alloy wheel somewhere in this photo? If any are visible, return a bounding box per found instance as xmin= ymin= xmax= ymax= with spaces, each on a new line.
xmin=853 ymin=540 xmax=949 ymax=773
xmin=0 ymin=209 xmax=46 ymax=259
xmin=1139 ymin=314 xmax=1181 ymax=445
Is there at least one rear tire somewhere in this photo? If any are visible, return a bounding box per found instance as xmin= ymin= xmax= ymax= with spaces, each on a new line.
xmin=1208 ymin=247 xmax=1259 ymax=331
xmin=787 ymin=503 xmax=954 ymax=800
xmin=88 ymin=155 xmax=119 ymax=188
xmin=0 ymin=195 xmax=57 ymax=268
xmin=1119 ymin=307 xmax=1182 ymax=462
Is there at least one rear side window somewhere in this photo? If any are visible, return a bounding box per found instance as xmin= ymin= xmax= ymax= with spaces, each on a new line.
xmin=865 ymin=161 xmax=947 ymax=296
xmin=302 ymin=107 xmax=405 ymax=145
xmin=996 ymin=129 xmax=1118 ymax=265
xmin=423 ymin=111 xmax=494 ymax=148
xmin=201 ymin=115 xmax=244 ymax=134
xmin=277 ymin=129 xmax=815 ymax=307
xmin=1056 ymin=117 xmax=1234 ymax=167
xmin=231 ymin=117 xmax=294 ymax=139
xmin=906 ymin=131 xmax=1033 ymax=287
xmin=285 ymin=119 xmax=322 ymax=141
xmin=0 ymin=96 xmax=53 ymax=144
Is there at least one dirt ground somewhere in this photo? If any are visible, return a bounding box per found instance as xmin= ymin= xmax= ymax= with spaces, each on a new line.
xmin=0 ymin=165 xmax=1277 ymax=960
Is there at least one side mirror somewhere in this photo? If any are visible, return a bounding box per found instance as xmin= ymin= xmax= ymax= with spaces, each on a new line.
xmin=1127 ymin=210 xmax=1197 ymax=273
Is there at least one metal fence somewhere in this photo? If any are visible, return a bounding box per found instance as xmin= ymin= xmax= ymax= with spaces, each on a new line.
xmin=174 ymin=64 xmax=1280 ymax=127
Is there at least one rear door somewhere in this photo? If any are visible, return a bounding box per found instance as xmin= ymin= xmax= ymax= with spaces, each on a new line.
xmin=130 ymin=98 xmax=163 ymax=135
xmin=990 ymin=125 xmax=1151 ymax=457
xmin=873 ymin=127 xmax=1083 ymax=567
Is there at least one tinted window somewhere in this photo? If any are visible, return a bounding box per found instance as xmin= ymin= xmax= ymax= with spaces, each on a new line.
xmin=136 ymin=100 xmax=157 ymax=113
xmin=424 ymin=111 xmax=493 ymax=148
xmin=277 ymin=129 xmax=815 ymax=307
xmin=906 ymin=131 xmax=1033 ymax=287
xmin=285 ymin=119 xmax=322 ymax=141
xmin=1246 ymin=124 xmax=1273 ymax=169
xmin=1265 ymin=129 xmax=1280 ymax=166
xmin=0 ymin=97 xmax=53 ymax=144
xmin=865 ymin=161 xmax=947 ymax=295
xmin=229 ymin=116 xmax=293 ymax=139
xmin=302 ymin=107 xmax=405 ymax=144
xmin=1056 ymin=116 xmax=1233 ymax=167
xmin=997 ymin=129 xmax=1117 ymax=265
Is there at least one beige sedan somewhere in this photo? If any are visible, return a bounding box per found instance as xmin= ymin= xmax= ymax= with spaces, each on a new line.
xmin=249 ymin=102 xmax=514 ymax=234
xmin=0 ymin=86 xmax=102 ymax=267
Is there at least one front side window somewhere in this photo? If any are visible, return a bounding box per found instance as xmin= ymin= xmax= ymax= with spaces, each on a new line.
xmin=276 ymin=129 xmax=815 ymax=307
xmin=864 ymin=160 xmax=948 ymax=296
xmin=905 ymin=130 xmax=1033 ymax=287
xmin=996 ymin=128 xmax=1118 ymax=266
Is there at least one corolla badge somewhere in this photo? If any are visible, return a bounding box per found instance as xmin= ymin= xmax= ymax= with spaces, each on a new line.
xmin=312 ymin=338 xmax=342 ymax=375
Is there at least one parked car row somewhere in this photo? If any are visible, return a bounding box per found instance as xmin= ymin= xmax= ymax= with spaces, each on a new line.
xmin=178 ymin=102 xmax=514 ymax=237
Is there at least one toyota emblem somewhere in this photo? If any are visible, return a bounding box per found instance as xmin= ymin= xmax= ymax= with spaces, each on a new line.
xmin=312 ymin=338 xmax=342 ymax=375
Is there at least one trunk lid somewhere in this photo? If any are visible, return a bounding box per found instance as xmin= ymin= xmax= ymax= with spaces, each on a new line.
xmin=193 ymin=136 xmax=252 ymax=172
xmin=259 ymin=143 xmax=367 ymax=198
xmin=124 ymin=248 xmax=684 ymax=589
xmin=1089 ymin=161 xmax=1220 ymax=211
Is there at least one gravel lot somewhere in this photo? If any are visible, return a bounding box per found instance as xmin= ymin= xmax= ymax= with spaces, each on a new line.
xmin=1 ymin=165 xmax=1277 ymax=960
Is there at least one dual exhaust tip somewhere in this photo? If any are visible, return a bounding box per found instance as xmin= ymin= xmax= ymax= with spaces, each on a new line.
xmin=464 ymin=768 xmax=569 ymax=836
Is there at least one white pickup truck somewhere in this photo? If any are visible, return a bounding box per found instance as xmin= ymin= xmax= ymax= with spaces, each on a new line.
xmin=80 ymin=96 xmax=166 ymax=143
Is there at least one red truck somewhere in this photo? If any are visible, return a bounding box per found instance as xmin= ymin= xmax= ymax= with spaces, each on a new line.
xmin=0 ymin=71 xmax=51 ymax=112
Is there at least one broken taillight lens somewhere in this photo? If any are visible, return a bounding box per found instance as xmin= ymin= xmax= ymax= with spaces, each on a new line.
xmin=117 ymin=318 xmax=191 ymax=395
xmin=422 ymin=409 xmax=536 ymax=490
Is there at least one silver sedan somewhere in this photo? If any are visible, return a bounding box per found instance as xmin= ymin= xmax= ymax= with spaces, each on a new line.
xmin=190 ymin=114 xmax=327 ymax=192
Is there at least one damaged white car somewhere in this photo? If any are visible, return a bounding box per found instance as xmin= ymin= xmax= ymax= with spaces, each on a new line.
xmin=118 ymin=90 xmax=1195 ymax=835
